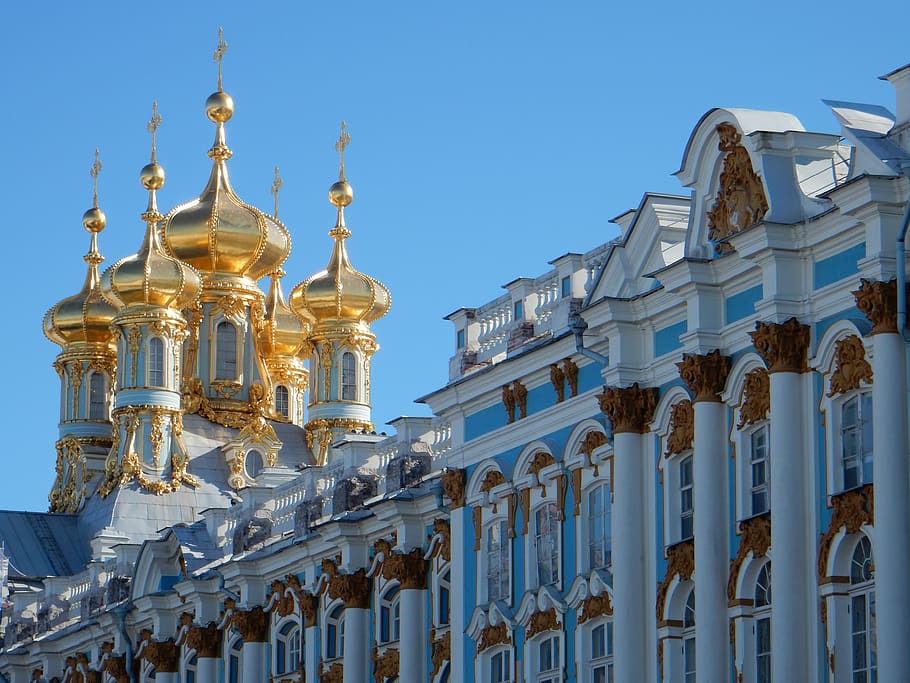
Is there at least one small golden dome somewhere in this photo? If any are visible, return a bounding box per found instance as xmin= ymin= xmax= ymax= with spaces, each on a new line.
xmin=161 ymin=91 xmax=290 ymax=284
xmin=329 ymin=180 xmax=354 ymax=207
xmin=82 ymin=207 xmax=106 ymax=233
xmin=260 ymin=270 xmax=312 ymax=359
xmin=140 ymin=162 xmax=165 ymax=190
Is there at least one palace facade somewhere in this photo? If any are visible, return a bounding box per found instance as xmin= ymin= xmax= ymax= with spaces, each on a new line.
xmin=2 ymin=49 xmax=910 ymax=683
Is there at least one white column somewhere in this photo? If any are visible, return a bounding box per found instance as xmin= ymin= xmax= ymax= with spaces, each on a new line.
xmin=870 ymin=331 xmax=910 ymax=680
xmin=769 ymin=369 xmax=811 ymax=682
xmin=693 ymin=398 xmax=729 ymax=681
xmin=613 ymin=429 xmax=649 ymax=683
xmin=196 ymin=657 xmax=218 ymax=681
xmin=343 ymin=607 xmax=370 ymax=683
xmin=450 ymin=502 xmax=467 ymax=681
xmin=304 ymin=623 xmax=319 ymax=683
xmin=399 ymin=588 xmax=427 ymax=681
xmin=241 ymin=641 xmax=266 ymax=683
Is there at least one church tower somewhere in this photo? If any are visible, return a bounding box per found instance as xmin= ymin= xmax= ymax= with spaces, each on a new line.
xmin=99 ymin=104 xmax=203 ymax=495
xmin=290 ymin=123 xmax=391 ymax=464
xmin=42 ymin=150 xmax=118 ymax=512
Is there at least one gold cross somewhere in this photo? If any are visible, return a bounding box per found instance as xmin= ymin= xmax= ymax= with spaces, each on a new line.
xmin=147 ymin=101 xmax=162 ymax=163
xmin=271 ymin=165 xmax=283 ymax=218
xmin=90 ymin=147 xmax=102 ymax=208
xmin=335 ymin=120 xmax=351 ymax=180
xmin=213 ymin=27 xmax=228 ymax=91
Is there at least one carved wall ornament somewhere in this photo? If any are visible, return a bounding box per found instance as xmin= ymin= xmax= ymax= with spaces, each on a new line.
xmin=232 ymin=606 xmax=270 ymax=642
xmin=186 ymin=622 xmax=222 ymax=658
xmin=563 ymin=358 xmax=579 ymax=398
xmin=328 ymin=568 xmax=372 ymax=609
xmin=528 ymin=451 xmax=556 ymax=486
xmin=727 ymin=516 xmax=771 ymax=601
xmin=513 ymin=380 xmax=528 ymax=419
xmin=706 ymin=122 xmax=769 ymax=252
xmin=655 ymin=540 xmax=695 ymax=621
xmin=142 ymin=638 xmax=179 ymax=673
xmin=750 ymin=318 xmax=810 ymax=374
xmin=578 ymin=592 xmax=613 ymax=623
xmin=300 ymin=590 xmax=319 ymax=628
xmin=571 ymin=468 xmax=583 ymax=517
xmin=441 ymin=468 xmax=467 ymax=508
xmin=477 ymin=622 xmax=511 ymax=652
xmin=550 ymin=363 xmax=566 ymax=403
xmin=371 ymin=646 xmax=399 ymax=683
xmin=319 ymin=661 xmax=344 ymax=683
xmin=480 ymin=469 xmax=506 ymax=493
xmin=472 ymin=506 xmax=483 ymax=551
xmin=597 ymin=383 xmax=659 ymax=434
xmin=827 ymin=335 xmax=873 ymax=397
xmin=579 ymin=430 xmax=608 ymax=462
xmin=271 ymin=579 xmax=296 ymax=618
xmin=665 ymin=400 xmax=694 ymax=457
xmin=502 ymin=384 xmax=516 ymax=424
xmin=853 ymin=278 xmax=905 ymax=335
xmin=737 ymin=368 xmax=770 ymax=428
xmin=430 ymin=629 xmax=451 ymax=676
xmin=382 ymin=548 xmax=429 ymax=589
xmin=100 ymin=655 xmax=130 ymax=683
xmin=818 ymin=485 xmax=874 ymax=578
xmin=520 ymin=487 xmax=531 ymax=535
xmin=677 ymin=350 xmax=731 ymax=403
xmin=430 ymin=518 xmax=451 ymax=562
xmin=526 ymin=607 xmax=561 ymax=638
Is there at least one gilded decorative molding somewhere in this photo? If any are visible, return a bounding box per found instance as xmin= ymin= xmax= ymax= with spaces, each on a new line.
xmin=827 ymin=335 xmax=873 ymax=397
xmin=300 ymin=590 xmax=319 ymax=628
xmin=186 ymin=622 xmax=222 ymax=658
xmin=441 ymin=468 xmax=467 ymax=508
xmin=571 ymin=468 xmax=583 ymax=517
xmin=853 ymin=278 xmax=903 ymax=335
xmin=48 ymin=435 xmax=90 ymax=514
xmin=550 ymin=363 xmax=566 ymax=402
xmin=677 ymin=350 xmax=731 ymax=403
xmin=750 ymin=318 xmax=810 ymax=374
xmin=526 ymin=607 xmax=560 ymax=638
xmin=563 ymin=358 xmax=579 ymax=398
xmin=502 ymin=384 xmax=517 ymax=423
xmin=271 ymin=579 xmax=296 ymax=617
xmin=382 ymin=548 xmax=429 ymax=590
xmin=528 ymin=451 xmax=556 ymax=483
xmin=818 ymin=485 xmax=874 ymax=578
xmin=232 ymin=606 xmax=270 ymax=642
xmin=737 ymin=368 xmax=770 ymax=428
xmin=597 ymin=383 xmax=658 ymax=434
xmin=319 ymin=661 xmax=343 ymax=683
xmin=579 ymin=430 xmax=607 ymax=461
xmin=655 ymin=540 xmax=694 ymax=621
xmin=578 ymin=592 xmax=613 ymax=623
xmin=472 ymin=506 xmax=483 ymax=551
xmin=100 ymin=655 xmax=129 ymax=683
xmin=513 ymin=380 xmax=528 ymax=419
xmin=430 ymin=629 xmax=451 ymax=676
xmin=726 ymin=516 xmax=771 ymax=602
xmin=706 ymin=122 xmax=769 ymax=251
xmin=142 ymin=638 xmax=179 ymax=673
xmin=371 ymin=646 xmax=399 ymax=683
xmin=327 ymin=567 xmax=372 ymax=609
xmin=430 ymin=518 xmax=451 ymax=562
xmin=665 ymin=399 xmax=694 ymax=457
xmin=480 ymin=469 xmax=506 ymax=493
xmin=520 ymin=487 xmax=531 ymax=535
xmin=127 ymin=327 xmax=142 ymax=384
xmin=477 ymin=622 xmax=511 ymax=652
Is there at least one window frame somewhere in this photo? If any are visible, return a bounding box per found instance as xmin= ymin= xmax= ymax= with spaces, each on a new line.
xmin=849 ymin=536 xmax=877 ymax=683
xmin=275 ymin=384 xmax=290 ymax=418
xmin=325 ymin=603 xmax=345 ymax=662
xmin=532 ymin=502 xmax=561 ymax=588
xmin=214 ymin=319 xmax=240 ymax=382
xmin=379 ymin=584 xmax=402 ymax=645
xmin=147 ymin=336 xmax=166 ymax=388
xmin=484 ymin=518 xmax=512 ymax=604
xmin=840 ymin=392 xmax=873 ymax=492
xmin=679 ymin=455 xmax=694 ymax=542
xmin=274 ymin=618 xmax=301 ymax=675
xmin=340 ymin=351 xmax=357 ymax=401
xmin=88 ymin=371 xmax=108 ymax=420
xmin=585 ymin=482 xmax=612 ymax=572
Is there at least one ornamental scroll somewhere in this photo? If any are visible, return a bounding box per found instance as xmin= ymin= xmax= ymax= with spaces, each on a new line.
xmin=707 ymin=123 xmax=769 ymax=252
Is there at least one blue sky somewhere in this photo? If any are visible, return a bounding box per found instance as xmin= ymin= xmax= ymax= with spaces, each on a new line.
xmin=1 ymin=1 xmax=907 ymax=511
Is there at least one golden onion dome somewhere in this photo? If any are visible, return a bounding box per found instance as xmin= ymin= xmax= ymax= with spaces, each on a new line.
xmin=260 ymin=269 xmax=312 ymax=358
xmin=43 ymin=204 xmax=118 ymax=348
xmin=101 ymin=119 xmax=202 ymax=312
xmin=160 ymin=89 xmax=291 ymax=284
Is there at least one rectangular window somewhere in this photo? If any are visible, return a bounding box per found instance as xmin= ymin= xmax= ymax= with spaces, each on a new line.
xmin=851 ymin=591 xmax=878 ymax=681
xmin=457 ymin=328 xmax=466 ymax=349
xmin=89 ymin=373 xmax=106 ymax=419
xmin=842 ymin=393 xmax=873 ymax=490
xmin=491 ymin=650 xmax=511 ymax=683
xmin=561 ymin=276 xmax=571 ymax=298
xmin=756 ymin=617 xmax=771 ymax=683
xmin=148 ymin=338 xmax=164 ymax=387
xmin=538 ymin=636 xmax=560 ymax=683
xmin=487 ymin=521 xmax=511 ymax=602
xmin=589 ymin=485 xmax=612 ymax=570
xmin=680 ymin=456 xmax=694 ymax=540
xmin=535 ymin=504 xmax=560 ymax=586
xmin=513 ymin=300 xmax=524 ymax=321
xmin=684 ymin=636 xmax=696 ymax=683
xmin=750 ymin=425 xmax=770 ymax=516
xmin=439 ymin=584 xmax=450 ymax=625
xmin=591 ymin=622 xmax=614 ymax=683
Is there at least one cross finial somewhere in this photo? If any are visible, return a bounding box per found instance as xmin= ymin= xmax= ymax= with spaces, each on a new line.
xmin=90 ymin=148 xmax=102 ymax=209
xmin=335 ymin=120 xmax=351 ymax=180
xmin=147 ymin=101 xmax=162 ymax=163
xmin=271 ymin=165 xmax=283 ymax=219
xmin=214 ymin=27 xmax=228 ymax=92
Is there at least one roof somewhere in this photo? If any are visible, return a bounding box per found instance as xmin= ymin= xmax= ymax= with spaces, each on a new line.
xmin=0 ymin=511 xmax=90 ymax=578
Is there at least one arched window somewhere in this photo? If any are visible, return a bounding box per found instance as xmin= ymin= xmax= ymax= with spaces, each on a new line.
xmin=489 ymin=647 xmax=512 ymax=683
xmin=437 ymin=569 xmax=451 ymax=626
xmin=683 ymin=590 xmax=695 ymax=683
xmin=215 ymin=321 xmax=238 ymax=380
xmin=749 ymin=424 xmax=770 ymax=516
xmin=341 ymin=352 xmax=356 ymax=400
xmin=588 ymin=484 xmax=611 ymax=570
xmin=486 ymin=520 xmax=510 ymax=602
xmin=184 ymin=654 xmax=197 ymax=683
xmin=275 ymin=385 xmax=290 ymax=418
xmin=326 ymin=604 xmax=345 ymax=660
xmin=379 ymin=585 xmax=401 ymax=643
xmin=590 ymin=620 xmax=614 ymax=683
xmin=246 ymin=450 xmax=264 ymax=479
xmin=754 ymin=563 xmax=772 ymax=683
xmin=275 ymin=621 xmax=301 ymax=674
xmin=228 ymin=637 xmax=242 ymax=683
xmin=88 ymin=372 xmax=107 ymax=419
xmin=148 ymin=337 xmax=165 ymax=387
xmin=534 ymin=503 xmax=560 ymax=587
xmin=842 ymin=393 xmax=873 ymax=490
xmin=680 ymin=455 xmax=694 ymax=540
xmin=535 ymin=634 xmax=561 ymax=683
xmin=849 ymin=536 xmax=876 ymax=682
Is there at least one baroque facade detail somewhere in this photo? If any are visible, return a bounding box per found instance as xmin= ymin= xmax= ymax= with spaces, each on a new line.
xmin=853 ymin=278 xmax=901 ymax=335
xmin=597 ymin=383 xmax=658 ymax=434
xmin=665 ymin=399 xmax=694 ymax=456
xmin=677 ymin=350 xmax=731 ymax=402
xmin=750 ymin=317 xmax=811 ymax=374
xmin=827 ymin=335 xmax=873 ymax=396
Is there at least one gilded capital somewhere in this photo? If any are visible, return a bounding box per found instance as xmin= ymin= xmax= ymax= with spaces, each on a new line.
xmin=441 ymin=468 xmax=467 ymax=508
xmin=142 ymin=638 xmax=179 ymax=673
xmin=750 ymin=318 xmax=810 ymax=374
xmin=677 ymin=350 xmax=730 ymax=402
xmin=299 ymin=590 xmax=319 ymax=628
xmin=328 ymin=568 xmax=372 ymax=609
xmin=383 ymin=548 xmax=429 ymax=589
xmin=853 ymin=278 xmax=904 ymax=335
xmin=186 ymin=622 xmax=222 ymax=658
xmin=233 ymin=606 xmax=270 ymax=642
xmin=597 ymin=383 xmax=658 ymax=434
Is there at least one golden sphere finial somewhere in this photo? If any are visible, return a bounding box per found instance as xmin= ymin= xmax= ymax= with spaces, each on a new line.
xmin=82 ymin=207 xmax=107 ymax=233
xmin=206 ymin=91 xmax=235 ymax=123
xmin=140 ymin=162 xmax=166 ymax=190
xmin=329 ymin=180 xmax=354 ymax=207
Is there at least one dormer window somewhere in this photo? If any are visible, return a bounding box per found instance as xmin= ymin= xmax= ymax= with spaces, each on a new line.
xmin=513 ymin=300 xmax=523 ymax=321
xmin=275 ymin=385 xmax=289 ymax=418
xmin=148 ymin=337 xmax=164 ymax=387
xmin=341 ymin=352 xmax=357 ymax=401
xmin=215 ymin=321 xmax=238 ymax=380
xmin=561 ymin=276 xmax=571 ymax=298
xmin=88 ymin=372 xmax=107 ymax=419
xmin=457 ymin=328 xmax=466 ymax=349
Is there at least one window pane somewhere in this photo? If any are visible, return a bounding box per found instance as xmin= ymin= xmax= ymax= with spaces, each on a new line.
xmin=342 ymin=352 xmax=356 ymax=400
xmin=215 ymin=322 xmax=237 ymax=380
xmin=149 ymin=338 xmax=164 ymax=386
